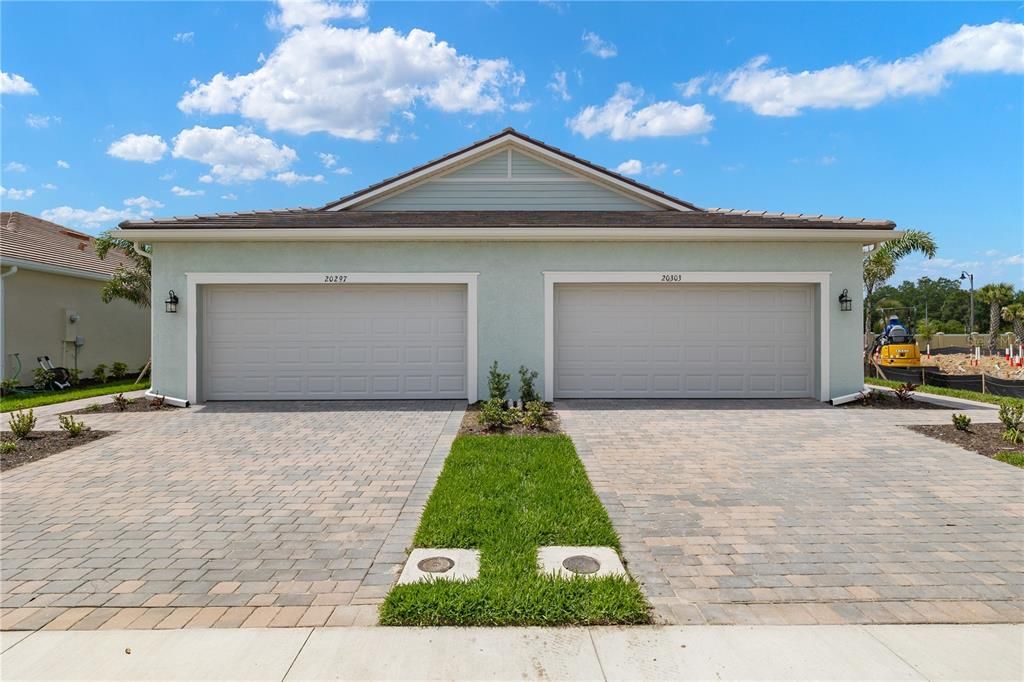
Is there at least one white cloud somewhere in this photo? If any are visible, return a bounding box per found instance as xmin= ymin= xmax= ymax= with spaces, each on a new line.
xmin=173 ymin=31 xmax=195 ymax=43
xmin=4 ymin=161 xmax=27 ymax=173
xmin=615 ymin=159 xmax=643 ymax=176
xmin=819 ymin=155 xmax=837 ymax=165
xmin=178 ymin=24 xmax=522 ymax=140
xmin=41 ymin=205 xmax=149 ymax=228
xmin=582 ymin=31 xmax=617 ymax=59
xmin=172 ymin=125 xmax=297 ymax=183
xmin=510 ymin=101 xmax=533 ymax=112
xmin=548 ymin=70 xmax=570 ymax=101
xmin=268 ymin=0 xmax=368 ymax=30
xmin=675 ymin=76 xmax=704 ymax=98
xmin=318 ymin=152 xmax=338 ymax=168
xmin=221 ymin=193 xmax=238 ymax=200
xmin=123 ymin=195 xmax=164 ymax=211
xmin=107 ymin=133 xmax=169 ymax=163
xmin=274 ymin=171 xmax=325 ymax=185
xmin=171 ymin=185 xmax=205 ymax=197
xmin=712 ymin=21 xmax=1024 ymax=116
xmin=1000 ymin=254 xmax=1023 ymax=265
xmin=672 ymin=168 xmax=683 ymax=176
xmin=0 ymin=186 xmax=35 ymax=201
xmin=26 ymin=114 xmax=60 ymax=129
xmin=334 ymin=166 xmax=352 ymax=175
xmin=56 ymin=160 xmax=70 ymax=169
xmin=0 ymin=72 xmax=37 ymax=95
xmin=568 ymin=83 xmax=714 ymax=140
xmin=614 ymin=159 xmax=666 ymax=176
xmin=42 ymin=183 xmax=58 ymax=190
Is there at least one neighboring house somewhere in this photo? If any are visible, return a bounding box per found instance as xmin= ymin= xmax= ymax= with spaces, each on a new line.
xmin=0 ymin=212 xmax=150 ymax=384
xmin=116 ymin=129 xmax=896 ymax=404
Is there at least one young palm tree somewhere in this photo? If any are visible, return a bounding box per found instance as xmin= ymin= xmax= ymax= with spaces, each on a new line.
xmin=1002 ymin=303 xmax=1024 ymax=343
xmin=976 ymin=283 xmax=1015 ymax=352
xmin=95 ymin=233 xmax=151 ymax=308
xmin=863 ymin=230 xmax=937 ymax=335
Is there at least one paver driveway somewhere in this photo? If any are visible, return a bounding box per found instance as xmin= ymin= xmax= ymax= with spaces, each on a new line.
xmin=1 ymin=401 xmax=463 ymax=631
xmin=560 ymin=400 xmax=1024 ymax=626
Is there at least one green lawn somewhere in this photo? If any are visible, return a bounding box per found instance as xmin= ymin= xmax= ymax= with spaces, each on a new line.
xmin=994 ymin=452 xmax=1024 ymax=468
xmin=1 ymin=378 xmax=150 ymax=413
xmin=865 ymin=377 xmax=1024 ymax=409
xmin=379 ymin=434 xmax=650 ymax=626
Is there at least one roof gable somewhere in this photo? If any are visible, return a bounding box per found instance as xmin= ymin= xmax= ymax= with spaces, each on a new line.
xmin=323 ymin=128 xmax=700 ymax=212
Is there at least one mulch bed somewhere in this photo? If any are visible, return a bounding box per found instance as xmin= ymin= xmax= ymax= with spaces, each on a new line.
xmin=1 ymin=431 xmax=113 ymax=472
xmin=66 ymin=397 xmax=174 ymax=415
xmin=908 ymin=422 xmax=1023 ymax=460
xmin=459 ymin=402 xmax=563 ymax=436
xmin=839 ymin=392 xmax=948 ymax=410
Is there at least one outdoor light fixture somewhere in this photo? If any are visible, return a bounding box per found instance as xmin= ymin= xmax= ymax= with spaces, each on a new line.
xmin=838 ymin=288 xmax=853 ymax=312
xmin=164 ymin=290 xmax=179 ymax=314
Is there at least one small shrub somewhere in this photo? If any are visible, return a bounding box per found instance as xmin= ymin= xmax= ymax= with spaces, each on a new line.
xmin=33 ymin=367 xmax=55 ymax=390
xmin=858 ymin=390 xmax=879 ymax=406
xmin=0 ymin=378 xmax=18 ymax=396
xmin=487 ymin=361 xmax=511 ymax=402
xmin=998 ymin=401 xmax=1023 ymax=431
xmin=84 ymin=403 xmax=103 ymax=413
xmin=478 ymin=397 xmax=521 ymax=430
xmin=8 ymin=409 xmax=36 ymax=439
xmin=951 ymin=413 xmax=972 ymax=432
xmin=1 ymin=440 xmax=16 ymax=455
xmin=58 ymin=414 xmax=90 ymax=438
xmin=112 ymin=393 xmax=131 ymax=411
xmin=67 ymin=368 xmax=83 ymax=385
xmin=894 ymin=382 xmax=918 ymax=402
xmin=110 ymin=362 xmax=129 ymax=380
xmin=523 ymin=400 xmax=547 ymax=429
xmin=1003 ymin=428 xmax=1024 ymax=446
xmin=518 ymin=366 xmax=540 ymax=405
xmin=92 ymin=364 xmax=108 ymax=384
xmin=149 ymin=395 xmax=165 ymax=409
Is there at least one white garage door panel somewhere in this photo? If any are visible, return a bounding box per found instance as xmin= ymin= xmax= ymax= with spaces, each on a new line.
xmin=203 ymin=284 xmax=467 ymax=400
xmin=554 ymin=284 xmax=815 ymax=398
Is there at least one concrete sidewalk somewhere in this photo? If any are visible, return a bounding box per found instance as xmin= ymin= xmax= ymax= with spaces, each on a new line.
xmin=1 ymin=624 xmax=1020 ymax=680
xmin=2 ymin=388 xmax=150 ymax=429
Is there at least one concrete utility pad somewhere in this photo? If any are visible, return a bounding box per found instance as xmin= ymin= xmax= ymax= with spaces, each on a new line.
xmin=537 ymin=546 xmax=626 ymax=579
xmin=397 ymin=549 xmax=480 ymax=585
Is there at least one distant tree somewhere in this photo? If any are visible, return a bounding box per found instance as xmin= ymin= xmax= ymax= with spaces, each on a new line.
xmin=1002 ymin=303 xmax=1024 ymax=343
xmin=863 ymin=230 xmax=937 ymax=335
xmin=976 ymin=283 xmax=1015 ymax=352
xmin=916 ymin=319 xmax=940 ymax=345
xmin=94 ymin=233 xmax=151 ymax=308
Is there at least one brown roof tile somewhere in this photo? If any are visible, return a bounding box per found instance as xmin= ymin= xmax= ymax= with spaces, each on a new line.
xmin=1 ymin=212 xmax=135 ymax=277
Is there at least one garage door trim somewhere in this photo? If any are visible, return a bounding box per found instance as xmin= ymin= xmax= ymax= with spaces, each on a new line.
xmin=185 ymin=272 xmax=479 ymax=404
xmin=543 ymin=271 xmax=831 ymax=402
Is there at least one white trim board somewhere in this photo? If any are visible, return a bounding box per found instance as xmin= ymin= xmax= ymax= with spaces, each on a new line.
xmin=542 ymin=271 xmax=832 ymax=402
xmin=184 ymin=272 xmax=479 ymax=404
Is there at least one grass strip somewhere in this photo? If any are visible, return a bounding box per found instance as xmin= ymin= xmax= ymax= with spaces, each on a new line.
xmin=379 ymin=434 xmax=650 ymax=626
xmin=1 ymin=379 xmax=150 ymax=413
xmin=865 ymin=377 xmax=1024 ymax=409
xmin=993 ymin=452 xmax=1024 ymax=468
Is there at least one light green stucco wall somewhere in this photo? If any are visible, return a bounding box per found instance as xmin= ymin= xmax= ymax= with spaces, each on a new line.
xmin=150 ymin=240 xmax=865 ymax=402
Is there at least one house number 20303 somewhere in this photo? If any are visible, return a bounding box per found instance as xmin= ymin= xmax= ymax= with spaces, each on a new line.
xmin=323 ymin=274 xmax=349 ymax=283
xmin=660 ymin=274 xmax=683 ymax=282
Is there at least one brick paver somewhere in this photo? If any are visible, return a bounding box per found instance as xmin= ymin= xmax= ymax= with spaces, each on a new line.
xmin=1 ymin=401 xmax=463 ymax=630
xmin=560 ymin=399 xmax=1024 ymax=625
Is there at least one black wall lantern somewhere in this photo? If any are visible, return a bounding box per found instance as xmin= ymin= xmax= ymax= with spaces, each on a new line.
xmin=838 ymin=288 xmax=852 ymax=312
xmin=164 ymin=290 xmax=179 ymax=314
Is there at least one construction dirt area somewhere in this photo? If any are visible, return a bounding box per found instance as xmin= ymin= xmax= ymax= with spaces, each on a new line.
xmin=922 ymin=353 xmax=1024 ymax=379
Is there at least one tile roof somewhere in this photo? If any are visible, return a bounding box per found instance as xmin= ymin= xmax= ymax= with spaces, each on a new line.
xmin=119 ymin=209 xmax=895 ymax=231
xmin=1 ymin=212 xmax=135 ymax=277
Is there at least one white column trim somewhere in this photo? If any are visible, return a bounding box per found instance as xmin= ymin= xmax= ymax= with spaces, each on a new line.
xmin=542 ymin=271 xmax=833 ymax=402
xmin=184 ymin=272 xmax=479 ymax=404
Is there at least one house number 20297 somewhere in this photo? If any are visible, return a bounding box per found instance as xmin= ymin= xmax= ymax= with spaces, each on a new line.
xmin=660 ymin=274 xmax=683 ymax=282
xmin=323 ymin=274 xmax=348 ymax=283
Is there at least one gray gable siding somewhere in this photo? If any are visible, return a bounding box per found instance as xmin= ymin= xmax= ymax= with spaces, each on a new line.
xmin=363 ymin=149 xmax=659 ymax=211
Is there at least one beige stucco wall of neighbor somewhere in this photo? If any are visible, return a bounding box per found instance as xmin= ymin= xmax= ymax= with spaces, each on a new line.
xmin=149 ymin=240 xmax=865 ymax=402
xmin=2 ymin=268 xmax=150 ymax=382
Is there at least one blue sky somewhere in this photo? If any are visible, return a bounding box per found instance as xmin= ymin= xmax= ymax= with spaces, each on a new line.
xmin=2 ymin=1 xmax=1022 ymax=286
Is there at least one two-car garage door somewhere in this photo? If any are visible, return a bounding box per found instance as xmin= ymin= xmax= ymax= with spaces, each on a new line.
xmin=202 ymin=284 xmax=467 ymax=400
xmin=554 ymin=284 xmax=815 ymax=398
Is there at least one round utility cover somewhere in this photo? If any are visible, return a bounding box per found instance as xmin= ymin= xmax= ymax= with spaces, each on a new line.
xmin=417 ymin=556 xmax=455 ymax=573
xmin=562 ymin=555 xmax=600 ymax=574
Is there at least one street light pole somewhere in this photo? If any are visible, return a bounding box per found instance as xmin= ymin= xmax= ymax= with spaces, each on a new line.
xmin=960 ymin=271 xmax=975 ymax=335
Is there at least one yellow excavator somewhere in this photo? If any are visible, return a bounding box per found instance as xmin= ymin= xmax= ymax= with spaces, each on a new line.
xmin=870 ymin=308 xmax=922 ymax=368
